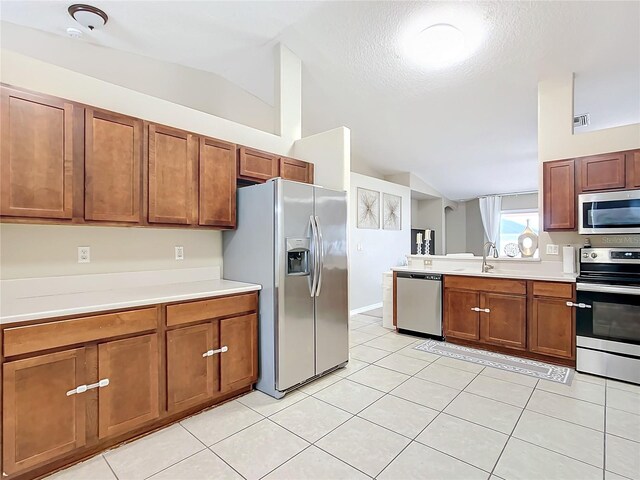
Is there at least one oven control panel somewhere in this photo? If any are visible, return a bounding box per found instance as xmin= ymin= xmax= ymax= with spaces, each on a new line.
xmin=581 ymin=248 xmax=640 ymax=264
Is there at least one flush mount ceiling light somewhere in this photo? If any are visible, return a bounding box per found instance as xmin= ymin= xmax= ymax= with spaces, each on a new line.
xmin=405 ymin=23 xmax=466 ymax=68
xmin=68 ymin=4 xmax=108 ymax=30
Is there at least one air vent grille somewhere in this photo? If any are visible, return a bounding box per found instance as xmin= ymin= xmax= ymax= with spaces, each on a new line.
xmin=574 ymin=113 xmax=590 ymax=127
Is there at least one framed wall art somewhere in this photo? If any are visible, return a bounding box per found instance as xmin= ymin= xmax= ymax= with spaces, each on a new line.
xmin=383 ymin=193 xmax=401 ymax=230
xmin=357 ymin=187 xmax=380 ymax=229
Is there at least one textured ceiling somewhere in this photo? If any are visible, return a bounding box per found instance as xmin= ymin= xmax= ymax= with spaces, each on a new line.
xmin=2 ymin=1 xmax=638 ymax=200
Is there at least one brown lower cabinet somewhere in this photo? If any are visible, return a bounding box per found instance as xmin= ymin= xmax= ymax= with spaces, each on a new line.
xmin=441 ymin=275 xmax=575 ymax=365
xmin=1 ymin=291 xmax=259 ymax=479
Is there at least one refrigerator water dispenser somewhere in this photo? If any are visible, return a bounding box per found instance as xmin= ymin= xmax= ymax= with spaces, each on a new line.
xmin=286 ymin=238 xmax=310 ymax=276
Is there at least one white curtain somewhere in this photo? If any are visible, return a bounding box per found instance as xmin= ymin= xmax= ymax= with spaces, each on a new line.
xmin=479 ymin=195 xmax=502 ymax=256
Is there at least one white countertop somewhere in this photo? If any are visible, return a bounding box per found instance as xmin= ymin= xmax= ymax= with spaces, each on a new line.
xmin=392 ymin=265 xmax=577 ymax=283
xmin=1 ymin=268 xmax=261 ymax=325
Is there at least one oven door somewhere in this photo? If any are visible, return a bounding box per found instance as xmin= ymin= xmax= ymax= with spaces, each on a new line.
xmin=576 ymin=284 xmax=640 ymax=346
xmin=578 ymin=190 xmax=640 ymax=234
xmin=575 ymin=283 xmax=640 ymax=384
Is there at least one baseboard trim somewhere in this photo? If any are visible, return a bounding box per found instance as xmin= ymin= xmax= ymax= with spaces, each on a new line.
xmin=350 ymin=302 xmax=383 ymax=316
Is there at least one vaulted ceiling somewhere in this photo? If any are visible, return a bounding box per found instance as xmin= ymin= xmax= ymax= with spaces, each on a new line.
xmin=2 ymin=1 xmax=638 ymax=199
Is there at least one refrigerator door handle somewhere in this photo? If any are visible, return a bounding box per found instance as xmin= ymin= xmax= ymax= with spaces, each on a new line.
xmin=315 ymin=215 xmax=324 ymax=297
xmin=309 ymin=215 xmax=319 ymax=297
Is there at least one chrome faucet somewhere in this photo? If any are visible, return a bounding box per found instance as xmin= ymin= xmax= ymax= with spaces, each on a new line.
xmin=482 ymin=241 xmax=497 ymax=273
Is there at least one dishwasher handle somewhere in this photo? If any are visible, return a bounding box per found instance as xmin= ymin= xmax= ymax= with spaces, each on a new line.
xmin=396 ymin=272 xmax=442 ymax=281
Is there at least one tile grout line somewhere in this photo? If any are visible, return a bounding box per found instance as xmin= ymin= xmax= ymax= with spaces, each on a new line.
xmin=101 ymin=454 xmax=120 ymax=480
xmin=141 ymin=446 xmax=209 ymax=480
xmin=375 ymin=360 xmax=488 ymax=478
xmin=488 ymin=378 xmax=539 ymax=478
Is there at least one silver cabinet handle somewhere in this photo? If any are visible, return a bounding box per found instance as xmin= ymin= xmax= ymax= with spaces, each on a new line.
xmin=470 ymin=307 xmax=480 ymax=312
xmin=566 ymin=302 xmax=592 ymax=309
xmin=470 ymin=307 xmax=490 ymax=313
xmin=203 ymin=346 xmax=228 ymax=358
xmin=315 ymin=215 xmax=324 ymax=297
xmin=67 ymin=378 xmax=109 ymax=396
xmin=483 ymin=308 xmax=491 ymax=313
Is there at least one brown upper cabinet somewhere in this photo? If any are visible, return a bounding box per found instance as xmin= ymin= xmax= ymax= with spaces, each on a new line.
xmin=577 ymin=152 xmax=626 ymax=192
xmin=147 ymin=124 xmax=197 ymax=225
xmin=1 ymin=87 xmax=75 ymax=219
xmin=280 ymin=156 xmax=314 ymax=184
xmin=199 ymin=137 xmax=237 ymax=227
xmin=543 ymin=159 xmax=576 ymax=231
xmin=627 ymin=150 xmax=640 ymax=189
xmin=238 ymin=147 xmax=279 ymax=182
xmin=85 ymin=109 xmax=143 ymax=223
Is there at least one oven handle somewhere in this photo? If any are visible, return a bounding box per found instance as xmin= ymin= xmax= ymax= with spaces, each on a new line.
xmin=576 ymin=283 xmax=640 ymax=296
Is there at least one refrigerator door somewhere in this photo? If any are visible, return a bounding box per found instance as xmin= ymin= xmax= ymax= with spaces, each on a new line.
xmin=314 ymin=187 xmax=349 ymax=374
xmin=276 ymin=180 xmax=316 ymax=391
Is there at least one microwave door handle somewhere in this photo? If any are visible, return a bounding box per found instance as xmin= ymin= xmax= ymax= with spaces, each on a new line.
xmin=315 ymin=216 xmax=324 ymax=297
xmin=309 ymin=216 xmax=319 ymax=297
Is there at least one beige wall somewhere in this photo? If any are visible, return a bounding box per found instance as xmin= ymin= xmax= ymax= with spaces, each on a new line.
xmin=412 ymin=198 xmax=445 ymax=254
xmin=465 ymin=199 xmax=485 ymax=256
xmin=0 ymin=224 xmax=221 ymax=279
xmin=538 ymin=74 xmax=640 ymax=259
xmin=1 ymin=22 xmax=275 ymax=133
xmin=445 ymin=204 xmax=466 ymax=254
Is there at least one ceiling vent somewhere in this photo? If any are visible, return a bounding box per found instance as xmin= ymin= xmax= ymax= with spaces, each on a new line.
xmin=574 ymin=113 xmax=591 ymax=128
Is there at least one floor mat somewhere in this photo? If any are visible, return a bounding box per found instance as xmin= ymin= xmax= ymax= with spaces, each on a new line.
xmin=414 ymin=339 xmax=574 ymax=384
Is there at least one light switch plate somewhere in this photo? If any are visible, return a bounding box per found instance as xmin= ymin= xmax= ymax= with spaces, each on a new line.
xmin=78 ymin=246 xmax=90 ymax=263
xmin=175 ymin=246 xmax=184 ymax=261
xmin=546 ymin=244 xmax=559 ymax=255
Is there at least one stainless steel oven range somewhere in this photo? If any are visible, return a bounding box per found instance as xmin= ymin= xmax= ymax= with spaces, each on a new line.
xmin=575 ymin=247 xmax=640 ymax=385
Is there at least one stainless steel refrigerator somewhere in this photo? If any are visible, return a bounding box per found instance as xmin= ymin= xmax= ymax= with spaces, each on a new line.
xmin=223 ymin=179 xmax=348 ymax=398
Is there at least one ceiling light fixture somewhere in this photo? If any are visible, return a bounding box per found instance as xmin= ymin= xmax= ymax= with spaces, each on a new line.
xmin=68 ymin=4 xmax=108 ymax=31
xmin=405 ymin=23 xmax=466 ymax=68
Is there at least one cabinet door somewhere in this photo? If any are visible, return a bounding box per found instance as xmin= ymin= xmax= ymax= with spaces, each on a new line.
xmin=444 ymin=289 xmax=480 ymax=341
xmin=627 ymin=150 xmax=640 ymax=189
xmin=577 ymin=153 xmax=626 ymax=192
xmin=199 ymin=137 xmax=237 ymax=227
xmin=166 ymin=323 xmax=219 ymax=413
xmin=220 ymin=314 xmax=258 ymax=392
xmin=85 ymin=109 xmax=142 ymax=222
xmin=480 ymin=293 xmax=527 ymax=350
xmin=543 ymin=159 xmax=576 ymax=231
xmin=98 ymin=334 xmax=159 ymax=439
xmin=279 ymin=157 xmax=313 ymax=184
xmin=238 ymin=147 xmax=279 ymax=182
xmin=148 ymin=124 xmax=197 ymax=224
xmin=1 ymin=87 xmax=74 ymax=219
xmin=530 ymin=297 xmax=575 ymax=359
xmin=2 ymin=349 xmax=86 ymax=476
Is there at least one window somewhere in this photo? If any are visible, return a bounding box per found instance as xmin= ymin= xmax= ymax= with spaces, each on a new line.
xmin=498 ymin=210 xmax=539 ymax=258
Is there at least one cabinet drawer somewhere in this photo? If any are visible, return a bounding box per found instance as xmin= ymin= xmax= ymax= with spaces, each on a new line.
xmin=3 ymin=308 xmax=158 ymax=357
xmin=532 ymin=281 xmax=574 ymax=299
xmin=166 ymin=293 xmax=257 ymax=327
xmin=444 ymin=275 xmax=526 ymax=295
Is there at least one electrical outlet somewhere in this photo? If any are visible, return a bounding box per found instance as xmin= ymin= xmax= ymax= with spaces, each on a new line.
xmin=424 ymin=259 xmax=433 ymax=266
xmin=546 ymin=244 xmax=559 ymax=255
xmin=175 ymin=246 xmax=184 ymax=261
xmin=77 ymin=246 xmax=90 ymax=263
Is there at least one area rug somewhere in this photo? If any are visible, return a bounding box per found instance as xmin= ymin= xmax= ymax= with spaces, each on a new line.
xmin=414 ymin=339 xmax=574 ymax=385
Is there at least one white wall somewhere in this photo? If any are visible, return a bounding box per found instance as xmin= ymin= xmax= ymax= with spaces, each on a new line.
xmin=0 ymin=22 xmax=275 ymax=133
xmin=0 ymin=46 xmax=350 ymax=279
xmin=538 ymin=74 xmax=640 ymax=259
xmin=293 ymin=127 xmax=351 ymax=192
xmin=350 ymin=173 xmax=410 ymax=312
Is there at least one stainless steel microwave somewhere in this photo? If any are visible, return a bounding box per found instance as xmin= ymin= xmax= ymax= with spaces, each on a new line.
xmin=579 ymin=190 xmax=640 ymax=234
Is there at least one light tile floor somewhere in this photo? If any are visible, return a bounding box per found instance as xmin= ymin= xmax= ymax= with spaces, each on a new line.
xmin=48 ymin=310 xmax=640 ymax=480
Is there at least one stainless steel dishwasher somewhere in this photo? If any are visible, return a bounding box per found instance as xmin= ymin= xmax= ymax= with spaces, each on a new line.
xmin=396 ymin=272 xmax=443 ymax=339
